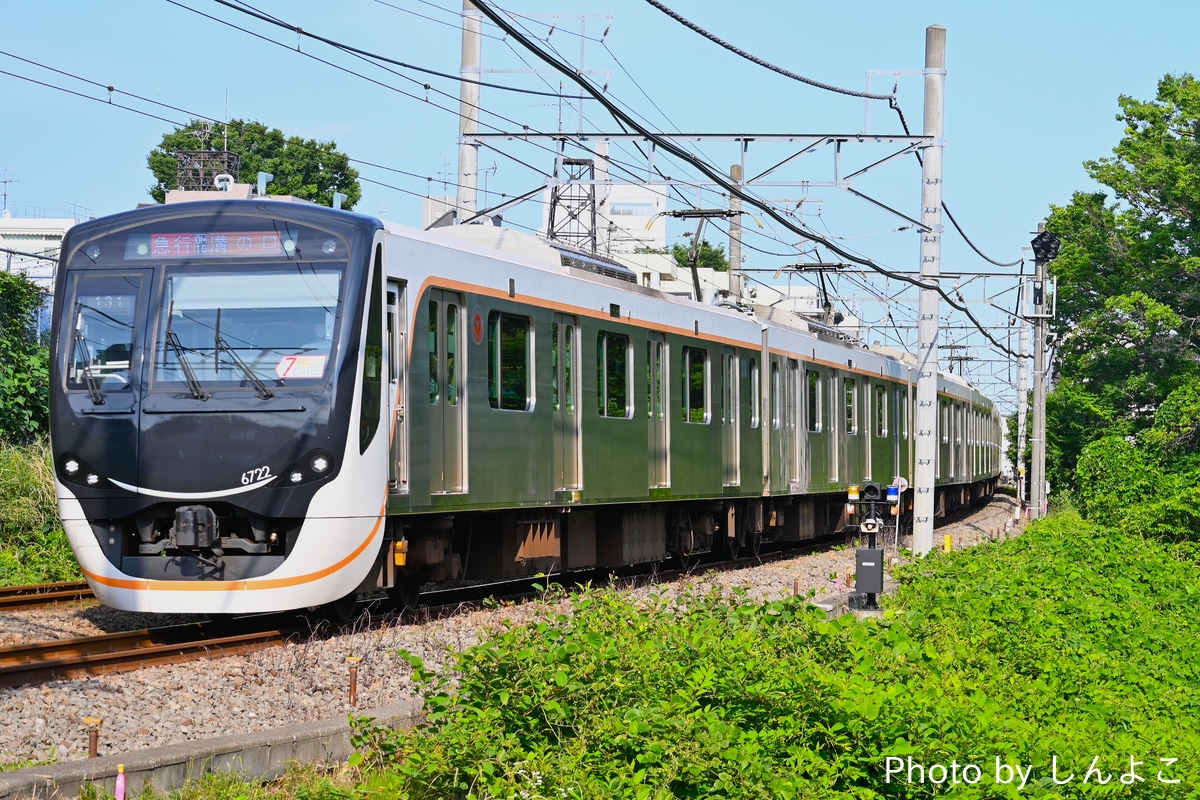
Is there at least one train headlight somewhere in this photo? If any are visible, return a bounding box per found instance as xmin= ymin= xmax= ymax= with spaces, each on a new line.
xmin=272 ymin=449 xmax=337 ymax=487
xmin=64 ymin=459 xmax=80 ymax=476
xmin=86 ymin=473 xmax=100 ymax=486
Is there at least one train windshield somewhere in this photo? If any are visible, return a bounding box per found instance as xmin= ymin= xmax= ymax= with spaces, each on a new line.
xmin=153 ymin=264 xmax=345 ymax=391
xmin=64 ymin=273 xmax=143 ymax=394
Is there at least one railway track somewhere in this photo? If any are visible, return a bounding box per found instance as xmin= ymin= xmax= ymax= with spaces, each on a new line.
xmin=0 ymin=616 xmax=300 ymax=689
xmin=0 ymin=496 xmax=1014 ymax=689
xmin=0 ymin=580 xmax=94 ymax=611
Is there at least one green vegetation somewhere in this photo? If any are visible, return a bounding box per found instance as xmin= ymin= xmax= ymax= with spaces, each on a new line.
xmin=1037 ymin=74 xmax=1200 ymax=519
xmin=310 ymin=516 xmax=1194 ymax=799
xmin=0 ymin=270 xmax=50 ymax=444
xmin=146 ymin=118 xmax=362 ymax=209
xmin=0 ymin=440 xmax=78 ymax=585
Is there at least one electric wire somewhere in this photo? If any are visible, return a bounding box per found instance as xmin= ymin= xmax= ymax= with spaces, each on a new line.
xmin=641 ymin=0 xmax=895 ymax=102
xmin=470 ymin=0 xmax=1019 ymax=358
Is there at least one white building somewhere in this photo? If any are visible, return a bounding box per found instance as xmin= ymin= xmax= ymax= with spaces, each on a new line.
xmin=0 ymin=210 xmax=80 ymax=331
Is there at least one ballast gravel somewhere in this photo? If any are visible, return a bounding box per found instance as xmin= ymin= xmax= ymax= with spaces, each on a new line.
xmin=0 ymin=496 xmax=1021 ymax=767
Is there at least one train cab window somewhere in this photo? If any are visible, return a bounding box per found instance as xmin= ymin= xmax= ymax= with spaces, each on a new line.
xmin=844 ymin=377 xmax=858 ymax=435
xmin=683 ymin=346 xmax=710 ymax=424
xmin=597 ymin=331 xmax=631 ymax=418
xmin=488 ymin=312 xmax=531 ymax=411
xmin=806 ymin=369 xmax=822 ymax=432
xmin=874 ymin=384 xmax=888 ymax=438
xmin=62 ymin=272 xmax=143 ymax=393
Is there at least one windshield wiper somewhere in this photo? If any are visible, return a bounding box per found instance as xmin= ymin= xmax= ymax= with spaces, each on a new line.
xmin=214 ymin=335 xmax=274 ymax=399
xmin=72 ymin=329 xmax=105 ymax=405
xmin=164 ymin=329 xmax=210 ymax=401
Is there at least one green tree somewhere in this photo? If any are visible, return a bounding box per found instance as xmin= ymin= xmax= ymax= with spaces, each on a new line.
xmin=670 ymin=239 xmax=730 ymax=272
xmin=0 ymin=272 xmax=50 ymax=444
xmin=146 ymin=119 xmax=362 ymax=209
xmin=1044 ymin=75 xmax=1200 ymax=503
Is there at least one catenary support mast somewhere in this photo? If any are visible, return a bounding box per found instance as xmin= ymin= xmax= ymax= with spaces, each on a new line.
xmin=911 ymin=25 xmax=946 ymax=555
xmin=457 ymin=0 xmax=482 ymax=215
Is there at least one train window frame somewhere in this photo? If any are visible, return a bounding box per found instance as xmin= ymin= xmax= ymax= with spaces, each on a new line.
xmin=940 ymin=399 xmax=949 ymax=443
xmin=682 ymin=346 xmax=710 ymax=424
xmin=487 ymin=311 xmax=532 ymax=412
xmin=597 ymin=330 xmax=632 ymax=419
xmin=844 ymin=377 xmax=858 ymax=435
xmin=806 ymin=369 xmax=822 ymax=433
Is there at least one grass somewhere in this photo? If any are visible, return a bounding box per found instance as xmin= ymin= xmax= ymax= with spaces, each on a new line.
xmin=0 ymin=439 xmax=80 ymax=585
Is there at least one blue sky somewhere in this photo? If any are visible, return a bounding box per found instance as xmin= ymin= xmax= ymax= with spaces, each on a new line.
xmin=3 ymin=0 xmax=1197 ymax=412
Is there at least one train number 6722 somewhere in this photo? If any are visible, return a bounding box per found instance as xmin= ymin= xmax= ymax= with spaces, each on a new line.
xmin=241 ymin=466 xmax=273 ymax=485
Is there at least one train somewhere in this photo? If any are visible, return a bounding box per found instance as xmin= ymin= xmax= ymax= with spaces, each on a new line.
xmin=49 ymin=194 xmax=1002 ymax=615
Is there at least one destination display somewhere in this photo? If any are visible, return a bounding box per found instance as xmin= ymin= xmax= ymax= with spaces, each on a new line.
xmin=125 ymin=231 xmax=285 ymax=259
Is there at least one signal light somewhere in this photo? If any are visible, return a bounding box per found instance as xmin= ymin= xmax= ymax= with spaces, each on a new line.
xmin=847 ymin=485 xmax=860 ymax=502
xmin=862 ymin=482 xmax=883 ymax=502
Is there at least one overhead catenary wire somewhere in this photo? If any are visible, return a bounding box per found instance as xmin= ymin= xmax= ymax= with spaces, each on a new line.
xmin=645 ymin=0 xmax=1021 ymax=270
xmin=469 ymin=0 xmax=1019 ymax=358
xmin=641 ymin=0 xmax=896 ymax=102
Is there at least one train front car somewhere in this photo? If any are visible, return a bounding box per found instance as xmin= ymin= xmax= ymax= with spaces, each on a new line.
xmin=50 ymin=199 xmax=387 ymax=614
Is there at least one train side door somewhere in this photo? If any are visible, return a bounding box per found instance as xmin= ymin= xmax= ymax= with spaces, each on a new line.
xmin=648 ymin=332 xmax=670 ymax=488
xmin=721 ymin=347 xmax=740 ymax=486
xmin=552 ymin=314 xmax=581 ymax=491
xmin=387 ymin=281 xmax=408 ymax=495
xmin=428 ymin=290 xmax=465 ymax=494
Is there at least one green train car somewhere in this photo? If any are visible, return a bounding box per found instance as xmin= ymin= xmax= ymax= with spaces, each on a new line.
xmin=51 ymin=198 xmax=1001 ymax=614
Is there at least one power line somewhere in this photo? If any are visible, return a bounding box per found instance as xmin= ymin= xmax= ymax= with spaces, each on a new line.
xmin=642 ymin=0 xmax=895 ymax=102
xmin=470 ymin=0 xmax=1020 ymax=359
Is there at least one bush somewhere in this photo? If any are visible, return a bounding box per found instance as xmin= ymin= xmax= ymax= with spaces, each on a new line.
xmin=0 ymin=440 xmax=77 ymax=585
xmin=0 ymin=271 xmax=50 ymax=444
xmin=348 ymin=521 xmax=1200 ymax=798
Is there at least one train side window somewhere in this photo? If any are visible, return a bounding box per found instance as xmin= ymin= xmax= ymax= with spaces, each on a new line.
xmin=445 ymin=304 xmax=459 ymax=406
xmin=488 ymin=312 xmax=531 ymax=411
xmin=806 ymin=369 xmax=822 ymax=432
xmin=749 ymin=358 xmax=760 ymax=428
xmin=428 ymin=300 xmax=438 ymax=405
xmin=553 ymin=321 xmax=576 ymax=414
xmin=597 ymin=331 xmax=631 ymax=418
xmin=769 ymin=361 xmax=780 ymax=429
xmin=940 ymin=400 xmax=949 ymax=443
xmin=683 ymin=346 xmax=710 ymax=424
xmin=874 ymin=384 xmax=888 ymax=438
xmin=844 ymin=377 xmax=858 ymax=435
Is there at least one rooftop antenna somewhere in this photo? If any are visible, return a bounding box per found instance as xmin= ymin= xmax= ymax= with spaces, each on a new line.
xmin=0 ymin=169 xmax=16 ymax=213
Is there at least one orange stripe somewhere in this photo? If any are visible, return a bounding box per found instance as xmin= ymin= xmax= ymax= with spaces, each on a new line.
xmin=82 ymin=500 xmax=387 ymax=593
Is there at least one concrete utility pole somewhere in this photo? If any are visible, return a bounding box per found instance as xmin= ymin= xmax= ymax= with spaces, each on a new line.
xmin=1029 ymin=226 xmax=1059 ymax=518
xmin=1016 ymin=319 xmax=1029 ymax=520
xmin=728 ymin=164 xmax=744 ymax=302
xmin=457 ymin=0 xmax=482 ymax=216
xmin=911 ymin=25 xmax=946 ymax=556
